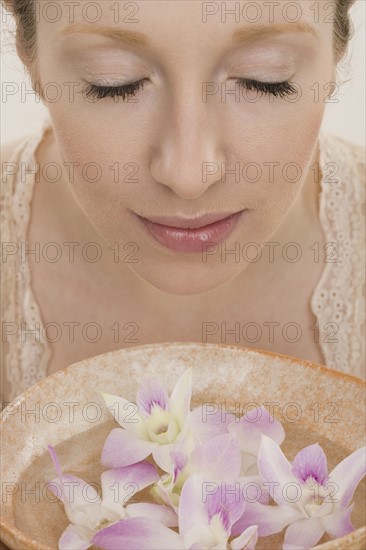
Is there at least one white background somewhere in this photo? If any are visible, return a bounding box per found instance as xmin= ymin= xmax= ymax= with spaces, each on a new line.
xmin=1 ymin=0 xmax=365 ymax=146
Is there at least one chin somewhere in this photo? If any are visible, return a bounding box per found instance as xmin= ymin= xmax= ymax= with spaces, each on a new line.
xmin=129 ymin=259 xmax=246 ymax=296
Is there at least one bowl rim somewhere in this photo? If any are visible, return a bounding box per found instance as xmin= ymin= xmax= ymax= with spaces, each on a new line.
xmin=0 ymin=342 xmax=365 ymax=550
xmin=1 ymin=342 xmax=365 ymax=420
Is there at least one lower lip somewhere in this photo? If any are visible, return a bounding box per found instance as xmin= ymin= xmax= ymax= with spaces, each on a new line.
xmin=135 ymin=210 xmax=245 ymax=253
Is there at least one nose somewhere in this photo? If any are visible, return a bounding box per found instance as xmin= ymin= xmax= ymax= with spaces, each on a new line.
xmin=150 ymin=88 xmax=226 ymax=200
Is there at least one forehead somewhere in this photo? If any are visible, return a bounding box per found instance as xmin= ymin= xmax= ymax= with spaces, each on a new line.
xmin=36 ymin=0 xmax=335 ymax=72
xmin=36 ymin=0 xmax=333 ymax=39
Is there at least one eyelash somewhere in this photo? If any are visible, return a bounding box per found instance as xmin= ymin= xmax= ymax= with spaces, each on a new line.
xmin=84 ymin=78 xmax=149 ymax=100
xmin=237 ymin=79 xmax=297 ymax=97
xmin=83 ymin=77 xmax=297 ymax=101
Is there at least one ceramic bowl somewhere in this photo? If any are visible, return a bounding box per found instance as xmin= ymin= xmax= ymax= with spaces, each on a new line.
xmin=1 ymin=342 xmax=365 ymax=550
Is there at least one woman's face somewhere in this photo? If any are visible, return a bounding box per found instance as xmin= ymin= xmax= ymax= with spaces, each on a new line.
xmin=36 ymin=0 xmax=335 ymax=295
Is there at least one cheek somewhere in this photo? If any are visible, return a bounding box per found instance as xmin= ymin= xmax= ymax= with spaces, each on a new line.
xmin=216 ymin=95 xmax=325 ymax=241
xmin=47 ymin=105 xmax=148 ymax=212
xmin=221 ymin=91 xmax=325 ymax=193
xmin=49 ymin=105 xmax=140 ymax=167
xmin=225 ymin=81 xmax=324 ymax=149
xmin=222 ymin=43 xmax=334 ymax=188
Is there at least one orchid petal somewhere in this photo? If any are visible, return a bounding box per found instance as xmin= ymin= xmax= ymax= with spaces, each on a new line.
xmin=47 ymin=445 xmax=63 ymax=478
xmin=230 ymin=525 xmax=258 ymax=550
xmin=237 ymin=476 xmax=270 ymax=504
xmin=206 ymin=481 xmax=246 ymax=528
xmin=127 ymin=502 xmax=178 ymax=527
xmin=183 ymin=523 xmax=227 ymax=550
xmin=240 ymin=454 xmax=259 ymax=477
xmin=92 ymin=517 xmax=183 ymax=550
xmin=328 ymin=446 xmax=366 ymax=508
xmin=47 ymin=445 xmax=73 ymax=519
xmin=171 ymin=451 xmax=189 ymax=483
xmin=100 ymin=461 xmax=158 ymax=517
xmin=178 ymin=474 xmax=209 ymax=535
xmin=320 ymin=503 xmax=355 ymax=539
xmin=191 ymin=433 xmax=242 ymax=481
xmin=57 ymin=473 xmax=100 ymax=506
xmin=102 ymin=393 xmax=142 ymax=429
xmin=58 ymin=524 xmax=92 ymax=550
xmin=283 ymin=518 xmax=324 ymax=550
xmin=152 ymin=443 xmax=176 ymax=472
xmin=228 ymin=406 xmax=285 ymax=456
xmin=136 ymin=379 xmax=170 ymax=416
xmin=188 ymin=405 xmax=235 ymax=443
xmin=59 ymin=476 xmax=102 ymax=531
xmin=292 ymin=444 xmax=328 ymax=485
xmin=169 ymin=368 xmax=192 ymax=429
xmin=166 ymin=415 xmax=181 ymax=441
xmin=232 ymin=502 xmax=302 ymax=538
xmin=101 ymin=427 xmax=156 ymax=468
xmin=175 ymin=428 xmax=200 ymax=456
xmin=47 ymin=447 xmax=102 ymax=528
xmin=257 ymin=435 xmax=297 ymax=506
xmin=151 ymin=478 xmax=179 ymax=511
xmin=49 ymin=472 xmax=101 ymax=528
xmin=152 ymin=430 xmax=197 ymax=473
xmin=179 ymin=474 xmax=246 ymax=539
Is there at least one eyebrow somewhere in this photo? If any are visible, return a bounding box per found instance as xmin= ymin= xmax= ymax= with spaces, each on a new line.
xmin=59 ymin=21 xmax=316 ymax=47
xmin=59 ymin=24 xmax=150 ymax=46
xmin=232 ymin=22 xmax=317 ymax=44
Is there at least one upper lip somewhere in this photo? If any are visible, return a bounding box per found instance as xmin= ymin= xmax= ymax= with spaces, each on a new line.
xmin=134 ymin=210 xmax=244 ymax=229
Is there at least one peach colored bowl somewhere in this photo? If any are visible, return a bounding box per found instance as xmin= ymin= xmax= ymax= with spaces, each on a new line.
xmin=1 ymin=342 xmax=365 ymax=550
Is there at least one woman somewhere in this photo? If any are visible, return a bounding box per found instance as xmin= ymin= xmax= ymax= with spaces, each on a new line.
xmin=1 ymin=0 xmax=365 ymax=406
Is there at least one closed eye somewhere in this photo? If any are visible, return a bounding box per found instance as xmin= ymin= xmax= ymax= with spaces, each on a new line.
xmin=82 ymin=76 xmax=297 ymax=102
xmin=236 ymin=79 xmax=297 ymax=97
xmin=83 ymin=78 xmax=150 ymax=101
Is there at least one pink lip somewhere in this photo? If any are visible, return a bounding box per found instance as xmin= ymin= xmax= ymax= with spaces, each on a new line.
xmin=137 ymin=211 xmax=243 ymax=229
xmin=133 ymin=209 xmax=246 ymax=253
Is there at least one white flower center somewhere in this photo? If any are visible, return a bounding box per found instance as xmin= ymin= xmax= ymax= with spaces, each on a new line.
xmin=144 ymin=405 xmax=179 ymax=444
xmin=183 ymin=514 xmax=228 ymax=549
xmin=298 ymin=478 xmax=334 ymax=518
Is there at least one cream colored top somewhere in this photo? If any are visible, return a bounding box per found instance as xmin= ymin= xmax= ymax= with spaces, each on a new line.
xmin=1 ymin=117 xmax=365 ymax=405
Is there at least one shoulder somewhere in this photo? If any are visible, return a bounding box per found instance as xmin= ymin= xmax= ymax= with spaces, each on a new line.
xmin=318 ymin=133 xmax=365 ymax=190
xmin=318 ymin=132 xmax=365 ymax=159
xmin=1 ymin=118 xmax=53 ymax=179
xmin=0 ymin=134 xmax=34 ymax=294
xmin=1 ymin=121 xmax=51 ymax=207
xmin=1 ymin=134 xmax=34 ymax=201
xmin=317 ymin=133 xmax=365 ymax=256
xmin=1 ymin=135 xmax=31 ymax=165
xmin=314 ymin=135 xmax=365 ymax=379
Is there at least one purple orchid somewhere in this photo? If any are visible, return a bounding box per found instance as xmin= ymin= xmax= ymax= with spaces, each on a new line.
xmin=47 ymin=446 xmax=176 ymax=550
xmin=189 ymin=404 xmax=285 ymax=476
xmin=43 ymin=367 xmax=365 ymax=550
xmin=101 ymin=368 xmax=192 ymax=470
xmin=93 ymin=474 xmax=259 ymax=550
xmin=232 ymin=436 xmax=366 ymax=549
xmin=152 ymin=432 xmax=242 ymax=510
xmin=188 ymin=403 xmax=237 ymax=443
xmin=227 ymin=406 xmax=286 ymax=476
xmin=152 ymin=432 xmax=269 ymax=512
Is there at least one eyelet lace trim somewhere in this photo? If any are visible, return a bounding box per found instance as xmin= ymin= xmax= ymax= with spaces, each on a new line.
xmin=310 ymin=132 xmax=365 ymax=379
xmin=1 ymin=117 xmax=53 ymax=404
